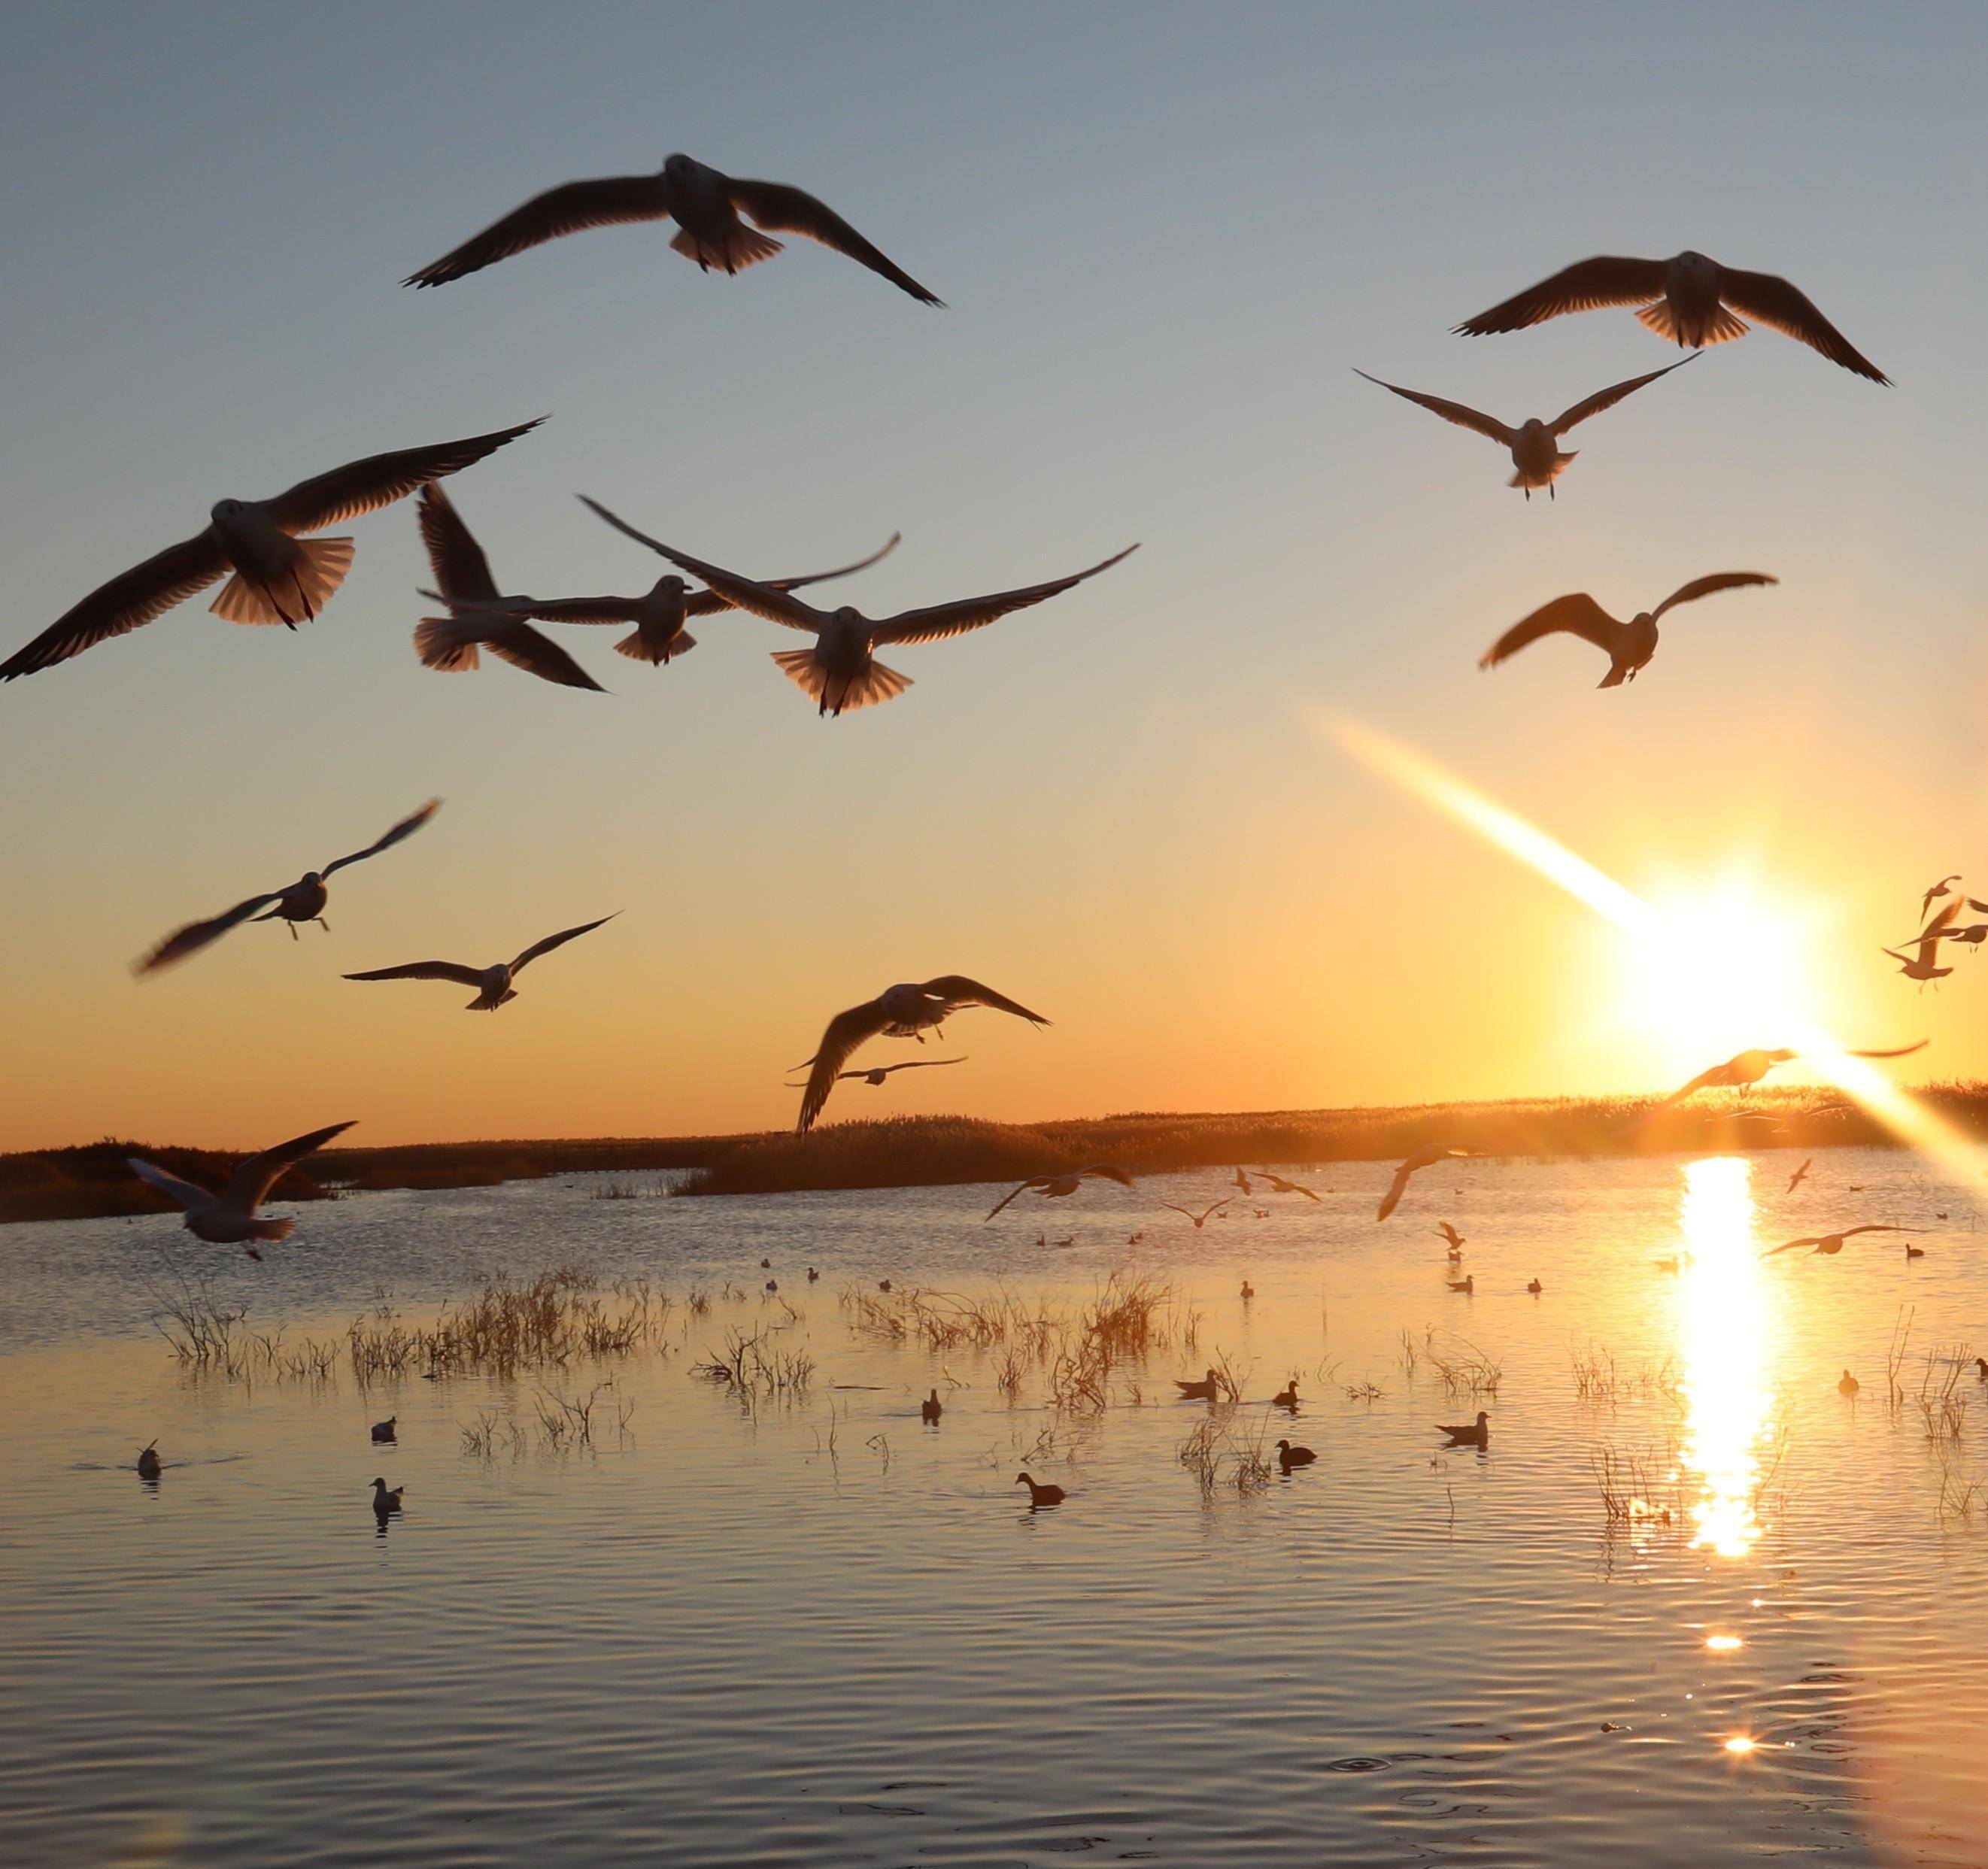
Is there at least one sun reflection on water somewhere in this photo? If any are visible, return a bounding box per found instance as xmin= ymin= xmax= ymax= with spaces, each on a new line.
xmin=1678 ymin=1158 xmax=1774 ymax=1558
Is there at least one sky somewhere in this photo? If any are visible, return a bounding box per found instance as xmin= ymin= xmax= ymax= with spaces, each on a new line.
xmin=2 ymin=2 xmax=1984 ymax=1151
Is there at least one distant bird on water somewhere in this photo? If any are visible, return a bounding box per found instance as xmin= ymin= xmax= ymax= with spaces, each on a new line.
xmin=1905 ymin=1242 xmax=1926 ymax=1260
xmin=1354 ymin=358 xmax=1695 ymax=499
xmin=405 ymin=153 xmax=943 ymax=304
xmin=0 ymin=420 xmax=543 ymax=681
xmin=1453 ymin=252 xmax=1889 ymax=384
xmin=1762 ymin=1224 xmax=1909 ymax=1259
xmin=1272 ymin=1379 xmax=1299 ymax=1409
xmin=136 ymin=1442 xmax=162 ymax=1482
xmin=1448 ymin=1274 xmax=1475 ymax=1295
xmin=1527 ymin=1278 xmax=1544 ymax=1295
xmin=344 ymin=914 xmax=618 ymax=1011
xmin=1015 ymin=1472 xmax=1065 ymax=1508
xmin=494 ymin=499 xmax=900 ymax=666
xmin=128 ymin=1120 xmax=354 ymax=1258
xmin=1838 ymin=1370 xmax=1860 ymax=1397
xmin=1377 ymin=1145 xmax=1469 ymax=1222
xmin=1787 ymin=1158 xmax=1813 ymax=1194
xmin=372 ymin=1479 xmax=405 ymax=1516
xmin=1479 ymin=571 xmax=1776 ymax=687
xmin=1240 ymin=1281 xmax=1256 ymax=1300
xmin=1659 ymin=1041 xmax=1926 ymax=1107
xmin=1275 ymin=1440 xmax=1316 ymax=1473
xmin=799 ymin=978 xmax=1049 ymax=1133
xmin=371 ymin=1416 xmax=397 ymax=1444
xmin=1437 ymin=1411 xmax=1491 ymax=1449
xmin=1253 ymin=1170 xmax=1323 ymax=1202
xmin=580 ymin=507 xmax=1138 ymax=717
xmin=1174 ymin=1368 xmax=1225 ymax=1401
xmin=983 ymin=1164 xmax=1135 ymax=1221
xmin=135 ymin=799 xmax=441 ymax=974
xmin=1160 ymin=1200 xmax=1231 ymax=1230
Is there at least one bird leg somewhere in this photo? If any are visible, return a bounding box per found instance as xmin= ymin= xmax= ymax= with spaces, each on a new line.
xmin=286 ymin=921 xmax=299 ymax=942
xmin=317 ymin=918 xmax=331 ymax=933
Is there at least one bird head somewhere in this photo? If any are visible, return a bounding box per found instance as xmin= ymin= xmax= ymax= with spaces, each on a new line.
xmin=210 ymin=499 xmax=246 ymax=521
xmin=663 ymin=153 xmax=694 ymax=176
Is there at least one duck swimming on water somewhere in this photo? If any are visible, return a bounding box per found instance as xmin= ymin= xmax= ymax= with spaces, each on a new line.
xmin=371 ymin=1416 xmax=396 ymax=1443
xmin=921 ymin=1388 xmax=942 ymax=1424
xmin=1437 ymin=1412 xmax=1490 ymax=1449
xmin=136 ymin=1442 xmax=162 ymax=1481
xmin=1174 ymin=1367 xmax=1223 ymax=1401
xmin=1275 ymin=1440 xmax=1316 ymax=1473
xmin=1838 ymin=1370 xmax=1860 ymax=1397
xmin=1272 ymin=1379 xmax=1299 ymax=1409
xmin=372 ymin=1479 xmax=405 ymax=1516
xmin=1015 ymin=1472 xmax=1065 ymax=1508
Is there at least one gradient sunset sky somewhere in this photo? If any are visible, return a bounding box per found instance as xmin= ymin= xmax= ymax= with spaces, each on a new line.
xmin=2 ymin=2 xmax=1983 ymax=1150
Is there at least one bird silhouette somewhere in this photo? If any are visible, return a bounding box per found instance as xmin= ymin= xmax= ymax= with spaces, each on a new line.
xmin=785 ymin=1056 xmax=968 ymax=1091
xmin=920 ymin=1389 xmax=942 ymax=1424
xmin=1787 ymin=1158 xmax=1813 ymax=1194
xmin=1160 ymin=1200 xmax=1231 ymax=1229
xmin=1448 ymin=1274 xmax=1475 ymax=1295
xmin=1355 ymin=358 xmax=1695 ymax=498
xmin=1015 ymin=1472 xmax=1065 ymax=1508
xmin=1905 ymin=1242 xmax=1926 ymax=1260
xmin=984 ymin=1164 xmax=1134 ymax=1221
xmin=1437 ymin=1411 xmax=1490 ymax=1449
xmin=1175 ymin=1367 xmax=1225 ymax=1401
xmin=129 ymin=1121 xmax=354 ymax=1258
xmin=1272 ymin=1379 xmax=1299 ymax=1409
xmin=1659 ymin=1042 xmax=1926 ymax=1106
xmin=1838 ymin=1370 xmax=1860 ymax=1397
xmin=1378 ymin=1145 xmax=1468 ymax=1221
xmin=371 ymin=1416 xmax=397 ymax=1444
xmin=1275 ymin=1440 xmax=1316 ymax=1473
xmin=1232 ymin=1167 xmax=1253 ymax=1194
xmin=1480 ymin=572 xmax=1775 ymax=687
xmin=1434 ymin=1221 xmax=1466 ymax=1251
xmin=1762 ymin=1224 xmax=1909 ymax=1258
xmin=1253 ymin=1170 xmax=1324 ymax=1201
xmin=1526 ymin=1279 xmax=1544 ymax=1295
xmin=345 ymin=914 xmax=617 ymax=1012
xmin=371 ymin=1479 xmax=405 ymax=1516
xmin=1454 ymin=251 xmax=1888 ymax=382
xmin=136 ymin=1442 xmax=162 ymax=1482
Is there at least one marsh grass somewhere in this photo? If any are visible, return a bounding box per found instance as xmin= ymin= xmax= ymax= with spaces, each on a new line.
xmin=1589 ymin=1440 xmax=1682 ymax=1526
xmin=1423 ymin=1327 xmax=1502 ymax=1398
xmin=1177 ymin=1407 xmax=1276 ymax=1496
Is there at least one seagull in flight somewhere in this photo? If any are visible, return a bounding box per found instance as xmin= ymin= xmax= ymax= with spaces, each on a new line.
xmin=1659 ymin=1041 xmax=1926 ymax=1106
xmin=1762 ymin=1224 xmax=1910 ymax=1259
xmin=1377 ymin=1145 xmax=1469 ymax=1222
xmin=344 ymin=915 xmax=617 ymax=1011
xmin=1883 ymin=936 xmax=1955 ymax=985
xmin=795 ymin=978 xmax=1049 ymax=1132
xmin=412 ymin=485 xmax=605 ymax=691
xmin=1353 ymin=359 xmax=1695 ymax=499
xmin=404 ymin=152 xmax=942 ymax=303
xmin=1253 ymin=1170 xmax=1323 ymax=1202
xmin=985 ymin=1164 xmax=1136 ymax=1221
xmin=455 ymin=499 xmax=900 ymax=667
xmin=1479 ymin=572 xmax=1777 ymax=688
xmin=1920 ymin=875 xmax=1966 ymax=919
xmin=135 ymin=799 xmax=441 ymax=974
xmin=0 ymin=421 xmax=542 ymax=681
xmin=1161 ymin=1200 xmax=1231 ymax=1229
xmin=1435 ymin=1221 xmax=1466 ymax=1252
xmin=797 ymin=1056 xmax=970 ymax=1090
xmin=1786 ymin=1158 xmax=1813 ymax=1194
xmin=577 ymin=502 xmax=1137 ymax=716
xmin=128 ymin=1121 xmax=355 ymax=1258
xmin=1453 ymin=251 xmax=1889 ymax=384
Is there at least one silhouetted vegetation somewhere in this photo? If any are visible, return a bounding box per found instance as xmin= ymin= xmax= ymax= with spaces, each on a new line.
xmin=0 ymin=1138 xmax=335 ymax=1225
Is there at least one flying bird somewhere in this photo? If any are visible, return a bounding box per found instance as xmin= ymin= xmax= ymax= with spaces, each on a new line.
xmin=1921 ymin=875 xmax=1964 ymax=919
xmin=577 ymin=503 xmax=1137 ymax=716
xmin=1659 ymin=1041 xmax=1926 ymax=1106
xmin=411 ymin=484 xmax=605 ymax=691
xmin=1762 ymin=1224 xmax=1909 ymax=1259
xmin=1479 ymin=572 xmax=1777 ymax=687
xmin=790 ymin=1056 xmax=969 ymax=1091
xmin=1453 ymin=251 xmax=1889 ymax=384
xmin=1787 ymin=1158 xmax=1813 ymax=1194
xmin=1353 ymin=359 xmax=1695 ymax=499
xmin=1435 ymin=1221 xmax=1466 ymax=1251
xmin=344 ymin=914 xmax=617 ymax=1011
xmin=1160 ymin=1200 xmax=1231 ymax=1229
xmin=796 ymin=978 xmax=1049 ymax=1133
xmin=1232 ymin=1167 xmax=1253 ymax=1194
xmin=135 ymin=799 xmax=441 ymax=974
xmin=445 ymin=499 xmax=900 ymax=668
xmin=127 ymin=1121 xmax=355 ymax=1258
xmin=404 ymin=152 xmax=942 ymax=303
xmin=1883 ymin=937 xmax=1954 ymax=985
xmin=984 ymin=1164 xmax=1135 ymax=1221
xmin=1 ymin=421 xmax=543 ymax=681
xmin=1377 ymin=1145 xmax=1469 ymax=1222
xmin=1253 ymin=1170 xmax=1323 ymax=1202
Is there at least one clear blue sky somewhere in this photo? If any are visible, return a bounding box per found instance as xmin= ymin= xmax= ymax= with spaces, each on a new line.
xmin=2 ymin=3 xmax=1983 ymax=1148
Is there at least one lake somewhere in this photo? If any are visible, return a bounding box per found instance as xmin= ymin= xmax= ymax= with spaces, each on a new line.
xmin=2 ymin=1147 xmax=1986 ymax=1867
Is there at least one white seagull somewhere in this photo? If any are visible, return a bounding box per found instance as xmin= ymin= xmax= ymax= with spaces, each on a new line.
xmin=344 ymin=915 xmax=618 ymax=1012
xmin=577 ymin=501 xmax=1137 ymax=716
xmin=795 ymin=978 xmax=1049 ymax=1131
xmin=985 ymin=1164 xmax=1137 ymax=1221
xmin=1377 ymin=1145 xmax=1470 ymax=1223
xmin=1454 ymin=252 xmax=1888 ymax=384
xmin=135 ymin=799 xmax=442 ymax=974
xmin=129 ymin=1121 xmax=355 ymax=1258
xmin=1355 ymin=360 xmax=1695 ymax=499
xmin=0 ymin=421 xmax=543 ymax=681
xmin=1479 ymin=572 xmax=1777 ymax=687
xmin=404 ymin=152 xmax=942 ymax=304
xmin=472 ymin=498 xmax=900 ymax=667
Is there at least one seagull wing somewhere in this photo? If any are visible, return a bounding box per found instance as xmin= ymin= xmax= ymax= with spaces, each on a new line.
xmin=1453 ymin=256 xmax=1669 ymax=333
xmin=757 ymin=531 xmax=903 ymax=597
xmin=129 ymin=1157 xmax=213 ymax=1210
xmin=575 ymin=501 xmax=826 ymax=633
xmin=1352 ymin=370 xmax=1513 ymax=444
xmin=1762 ymin=1234 xmax=1826 ymax=1257
xmin=880 ymin=1056 xmax=970 ymax=1074
xmin=511 ymin=913 xmax=618 ymax=973
xmin=871 ymin=548 xmax=1138 ymax=648
xmin=134 ymin=891 xmax=284 ymax=974
xmin=0 ymin=530 xmax=230 ymax=681
xmin=1844 ymin=1039 xmax=1930 ymax=1060
xmin=1549 ymin=356 xmax=1696 ymax=435
xmin=263 ymin=421 xmax=544 ymax=533
xmin=724 ymin=177 xmax=943 ymax=305
xmin=403 ymin=175 xmax=675 ymax=287
xmin=1659 ymin=1063 xmax=1725 ymax=1107
xmin=918 ymin=976 xmax=1052 ymax=1026
xmin=415 ymin=483 xmax=500 ymax=603
xmin=985 ymin=1177 xmax=1048 ymax=1221
xmin=223 ymin=1120 xmax=357 ymax=1215
xmin=322 ymin=799 xmax=442 ymax=878
xmin=502 ymin=596 xmax=643 ymax=624
xmin=1376 ymin=1162 xmax=1415 ymax=1222
xmin=1078 ymin=1164 xmax=1138 ymax=1188
xmin=1479 ymin=594 xmax=1623 ymax=670
xmin=1719 ymin=268 xmax=1889 ymax=384
xmin=344 ymin=960 xmax=488 ymax=988
xmin=797 ymin=998 xmax=895 ymax=1133
xmin=486 ymin=624 xmax=609 ymax=691
xmin=1650 ymin=572 xmax=1779 ymax=621
xmin=1841 ymin=1224 xmax=1910 ymax=1241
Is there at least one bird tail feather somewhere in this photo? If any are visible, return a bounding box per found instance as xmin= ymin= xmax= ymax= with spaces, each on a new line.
xmin=616 ymin=628 xmax=694 ymax=664
xmin=247 ymin=1215 xmax=296 ymax=1244
xmin=414 ymin=616 xmax=481 ymax=672
xmin=1635 ymin=299 xmax=1748 ymax=347
xmin=211 ymin=537 xmax=354 ymax=625
xmin=670 ymin=224 xmax=782 ymax=273
xmin=771 ymin=649 xmax=913 ymax=716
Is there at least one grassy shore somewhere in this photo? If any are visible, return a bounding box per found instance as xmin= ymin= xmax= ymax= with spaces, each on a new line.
xmin=9 ymin=1082 xmax=1981 ymax=1224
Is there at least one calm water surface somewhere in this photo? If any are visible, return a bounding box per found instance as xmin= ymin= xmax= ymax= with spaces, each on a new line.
xmin=4 ymin=1148 xmax=1987 ymax=1867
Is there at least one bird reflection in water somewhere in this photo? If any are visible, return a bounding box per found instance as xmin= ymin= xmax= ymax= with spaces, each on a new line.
xmin=1677 ymin=1158 xmax=1774 ymax=1558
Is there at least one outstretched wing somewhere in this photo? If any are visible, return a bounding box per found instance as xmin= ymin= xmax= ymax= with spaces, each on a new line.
xmin=134 ymin=891 xmax=284 ymax=975
xmin=0 ymin=531 xmax=230 ymax=681
xmin=1650 ymin=571 xmax=1778 ymax=621
xmin=797 ymin=998 xmax=895 ymax=1133
xmin=1376 ymin=1161 xmax=1414 ymax=1222
xmin=1479 ymin=594 xmax=1622 ymax=670
xmin=1078 ymin=1164 xmax=1137 ymax=1189
xmin=724 ymin=177 xmax=942 ymax=305
xmin=1352 ymin=370 xmax=1512 ymax=444
xmin=1719 ymin=269 xmax=1889 ymax=384
xmin=576 ymin=502 xmax=826 ymax=634
xmin=985 ymin=1177 xmax=1048 ymax=1221
xmin=1841 ymin=1224 xmax=1909 ymax=1241
xmin=1549 ymin=356 xmax=1696 ymax=435
xmin=344 ymin=960 xmax=488 ymax=988
xmin=499 ymin=596 xmax=643 ymax=624
xmin=486 ymin=625 xmax=609 ymax=692
xmin=876 ymin=1055 xmax=969 ymax=1076
xmin=1762 ymin=1234 xmax=1826 ymax=1258
xmin=264 ymin=420 xmax=545 ymax=532
xmin=323 ymin=799 xmax=442 ymax=878
xmin=223 ymin=1119 xmax=357 ymax=1215
xmin=416 ymin=483 xmax=500 ymax=604
xmin=870 ymin=546 xmax=1138 ymax=648
xmin=756 ymin=531 xmax=903 ymax=598
xmin=129 ymin=1157 xmax=211 ymax=1211
xmin=919 ymin=975 xmax=1052 ymax=1026
xmin=1454 ymin=256 xmax=1669 ymax=334
xmin=1844 ymin=1039 xmax=1929 ymax=1060
xmin=511 ymin=913 xmax=618 ymax=973
xmin=403 ymin=175 xmax=675 ymax=288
